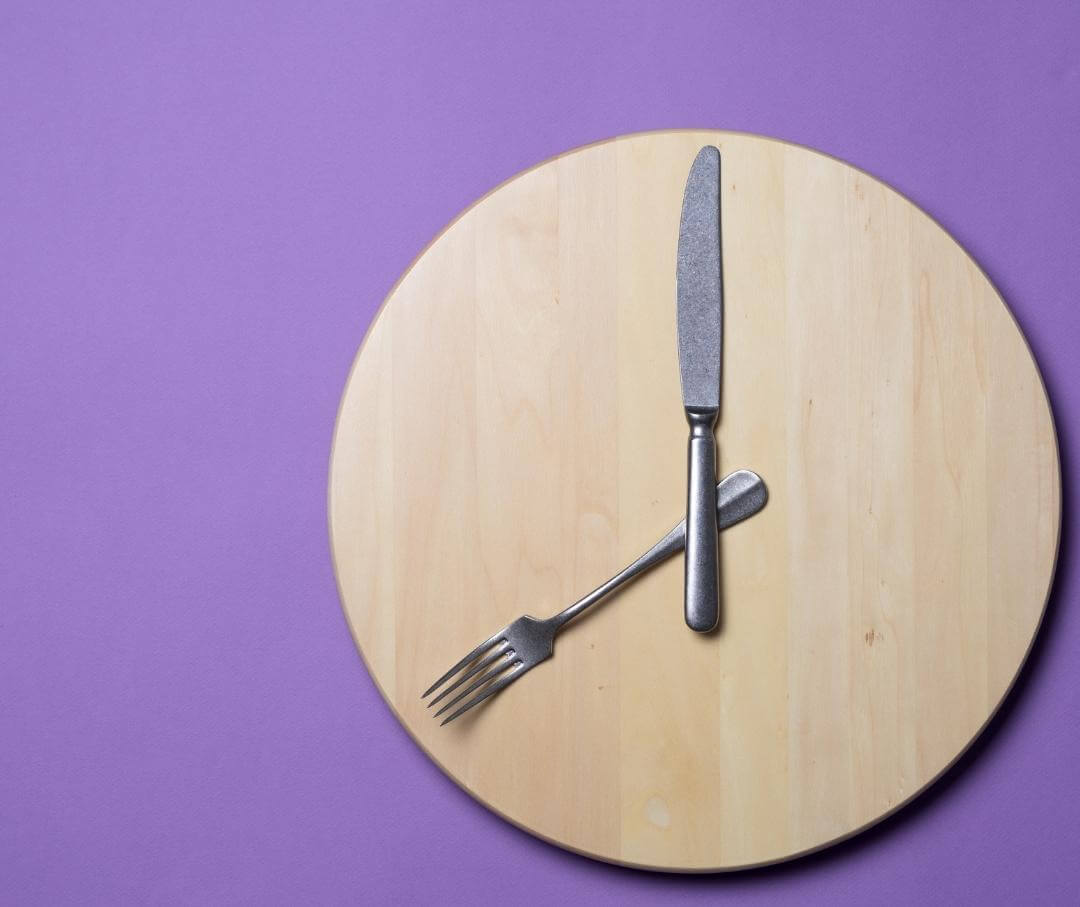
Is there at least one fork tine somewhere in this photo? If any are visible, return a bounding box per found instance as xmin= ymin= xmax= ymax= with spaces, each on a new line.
xmin=433 ymin=657 xmax=521 ymax=719
xmin=421 ymin=630 xmax=506 ymax=698
xmin=439 ymin=665 xmax=525 ymax=725
xmin=427 ymin=642 xmax=513 ymax=707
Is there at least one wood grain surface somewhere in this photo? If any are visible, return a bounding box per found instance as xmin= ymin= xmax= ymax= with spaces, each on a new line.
xmin=328 ymin=131 xmax=1060 ymax=871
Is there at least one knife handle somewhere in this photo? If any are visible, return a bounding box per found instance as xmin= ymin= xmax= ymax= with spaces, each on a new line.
xmin=685 ymin=409 xmax=720 ymax=632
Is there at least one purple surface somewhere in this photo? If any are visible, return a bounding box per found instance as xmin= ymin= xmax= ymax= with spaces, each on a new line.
xmin=2 ymin=1 xmax=1077 ymax=903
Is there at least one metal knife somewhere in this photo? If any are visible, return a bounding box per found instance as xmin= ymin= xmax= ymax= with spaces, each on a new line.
xmin=676 ymin=146 xmax=723 ymax=632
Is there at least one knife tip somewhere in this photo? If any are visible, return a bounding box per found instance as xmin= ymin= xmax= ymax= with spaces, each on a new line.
xmin=693 ymin=145 xmax=720 ymax=167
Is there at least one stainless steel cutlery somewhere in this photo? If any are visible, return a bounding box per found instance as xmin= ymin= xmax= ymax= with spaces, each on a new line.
xmin=676 ymin=146 xmax=724 ymax=633
xmin=424 ymin=147 xmax=745 ymax=726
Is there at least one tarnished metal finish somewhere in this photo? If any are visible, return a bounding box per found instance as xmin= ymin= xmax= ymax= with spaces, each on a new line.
xmin=684 ymin=408 xmax=720 ymax=631
xmin=423 ymin=470 xmax=767 ymax=725
xmin=676 ymin=146 xmax=724 ymax=632
xmin=676 ymin=145 xmax=722 ymax=409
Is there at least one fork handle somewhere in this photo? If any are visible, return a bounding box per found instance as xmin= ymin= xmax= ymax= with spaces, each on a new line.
xmin=548 ymin=469 xmax=764 ymax=631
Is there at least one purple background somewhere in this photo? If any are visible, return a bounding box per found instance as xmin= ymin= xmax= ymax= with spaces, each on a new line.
xmin=2 ymin=2 xmax=1077 ymax=903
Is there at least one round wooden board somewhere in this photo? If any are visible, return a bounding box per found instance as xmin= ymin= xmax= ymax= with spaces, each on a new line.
xmin=329 ymin=131 xmax=1060 ymax=871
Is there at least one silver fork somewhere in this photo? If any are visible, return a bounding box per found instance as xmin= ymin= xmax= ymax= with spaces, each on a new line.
xmin=422 ymin=468 xmax=767 ymax=724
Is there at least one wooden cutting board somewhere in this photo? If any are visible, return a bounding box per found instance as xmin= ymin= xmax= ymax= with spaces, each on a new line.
xmin=329 ymin=130 xmax=1060 ymax=871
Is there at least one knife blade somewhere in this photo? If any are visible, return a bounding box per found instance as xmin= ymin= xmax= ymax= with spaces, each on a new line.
xmin=676 ymin=146 xmax=723 ymax=632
